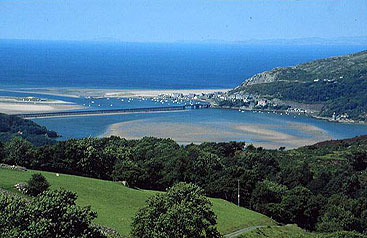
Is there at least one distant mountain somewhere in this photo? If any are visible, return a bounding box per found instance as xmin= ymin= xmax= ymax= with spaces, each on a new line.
xmin=229 ymin=51 xmax=367 ymax=121
xmin=177 ymin=36 xmax=367 ymax=46
xmin=235 ymin=36 xmax=367 ymax=46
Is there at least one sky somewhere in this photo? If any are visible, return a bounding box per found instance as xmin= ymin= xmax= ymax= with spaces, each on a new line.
xmin=0 ymin=0 xmax=366 ymax=43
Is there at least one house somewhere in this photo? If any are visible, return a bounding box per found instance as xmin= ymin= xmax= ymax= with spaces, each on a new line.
xmin=257 ymin=99 xmax=268 ymax=107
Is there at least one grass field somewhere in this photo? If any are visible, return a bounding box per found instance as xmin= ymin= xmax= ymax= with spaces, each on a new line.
xmin=0 ymin=168 xmax=275 ymax=236
xmin=239 ymin=224 xmax=315 ymax=238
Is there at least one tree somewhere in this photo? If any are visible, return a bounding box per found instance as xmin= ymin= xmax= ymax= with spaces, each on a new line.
xmin=279 ymin=186 xmax=321 ymax=229
xmin=250 ymin=180 xmax=288 ymax=216
xmin=112 ymin=159 xmax=143 ymax=187
xmin=0 ymin=141 xmax=4 ymax=162
xmin=317 ymin=205 xmax=357 ymax=233
xmin=0 ymin=190 xmax=105 ymax=238
xmin=4 ymin=137 xmax=35 ymax=167
xmin=27 ymin=173 xmax=50 ymax=196
xmin=349 ymin=150 xmax=367 ymax=171
xmin=131 ymin=182 xmax=221 ymax=238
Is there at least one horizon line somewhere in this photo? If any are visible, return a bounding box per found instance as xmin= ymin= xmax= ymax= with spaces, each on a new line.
xmin=2 ymin=35 xmax=367 ymax=46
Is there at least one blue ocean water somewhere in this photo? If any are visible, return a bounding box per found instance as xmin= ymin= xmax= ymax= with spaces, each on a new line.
xmin=1 ymin=40 xmax=366 ymax=89
xmin=1 ymin=40 xmax=367 ymax=147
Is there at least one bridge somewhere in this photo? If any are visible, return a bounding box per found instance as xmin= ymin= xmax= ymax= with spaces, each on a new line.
xmin=15 ymin=104 xmax=210 ymax=119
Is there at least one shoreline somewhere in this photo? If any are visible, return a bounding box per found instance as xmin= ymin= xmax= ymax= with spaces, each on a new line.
xmin=1 ymin=87 xmax=231 ymax=99
xmin=213 ymin=105 xmax=367 ymax=125
xmin=1 ymin=87 xmax=364 ymax=125
xmin=0 ymin=100 xmax=84 ymax=115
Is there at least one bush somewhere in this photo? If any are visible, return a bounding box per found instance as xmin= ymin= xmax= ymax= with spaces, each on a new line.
xmin=27 ymin=173 xmax=50 ymax=196
xmin=0 ymin=190 xmax=106 ymax=238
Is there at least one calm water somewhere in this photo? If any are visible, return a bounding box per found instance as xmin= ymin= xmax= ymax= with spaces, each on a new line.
xmin=1 ymin=40 xmax=367 ymax=147
xmin=32 ymin=109 xmax=367 ymax=148
xmin=1 ymin=40 xmax=367 ymax=89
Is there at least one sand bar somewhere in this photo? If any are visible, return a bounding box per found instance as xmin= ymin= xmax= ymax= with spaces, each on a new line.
xmin=102 ymin=118 xmax=332 ymax=149
xmin=0 ymin=102 xmax=84 ymax=115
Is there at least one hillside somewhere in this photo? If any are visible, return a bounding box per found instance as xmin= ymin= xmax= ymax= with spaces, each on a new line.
xmin=0 ymin=113 xmax=57 ymax=146
xmin=227 ymin=51 xmax=367 ymax=121
xmin=0 ymin=168 xmax=276 ymax=236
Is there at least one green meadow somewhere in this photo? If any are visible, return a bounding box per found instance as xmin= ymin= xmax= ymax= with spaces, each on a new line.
xmin=0 ymin=168 xmax=275 ymax=236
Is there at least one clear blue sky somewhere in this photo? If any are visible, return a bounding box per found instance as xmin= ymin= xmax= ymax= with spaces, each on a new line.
xmin=1 ymin=0 xmax=366 ymax=42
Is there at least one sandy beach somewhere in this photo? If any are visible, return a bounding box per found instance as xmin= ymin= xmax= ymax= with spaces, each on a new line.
xmin=103 ymin=119 xmax=332 ymax=149
xmin=0 ymin=101 xmax=84 ymax=114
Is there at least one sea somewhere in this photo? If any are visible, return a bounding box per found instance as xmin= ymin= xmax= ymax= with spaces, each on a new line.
xmin=1 ymin=40 xmax=367 ymax=148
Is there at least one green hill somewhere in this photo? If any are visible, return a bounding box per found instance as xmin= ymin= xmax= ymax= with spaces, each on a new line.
xmin=228 ymin=51 xmax=367 ymax=121
xmin=0 ymin=168 xmax=276 ymax=236
xmin=0 ymin=113 xmax=57 ymax=146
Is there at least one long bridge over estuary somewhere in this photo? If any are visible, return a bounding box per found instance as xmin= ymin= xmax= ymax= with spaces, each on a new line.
xmin=15 ymin=104 xmax=210 ymax=119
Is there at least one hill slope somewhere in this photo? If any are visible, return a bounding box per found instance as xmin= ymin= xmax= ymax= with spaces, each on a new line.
xmin=229 ymin=51 xmax=367 ymax=121
xmin=0 ymin=113 xmax=57 ymax=145
xmin=0 ymin=168 xmax=276 ymax=236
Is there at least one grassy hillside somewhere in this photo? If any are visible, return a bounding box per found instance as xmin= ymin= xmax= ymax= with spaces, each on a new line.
xmin=0 ymin=168 xmax=276 ymax=236
xmin=229 ymin=51 xmax=367 ymax=121
xmin=239 ymin=224 xmax=315 ymax=238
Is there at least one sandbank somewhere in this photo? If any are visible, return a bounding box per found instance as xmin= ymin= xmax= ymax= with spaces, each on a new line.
xmin=102 ymin=119 xmax=332 ymax=149
xmin=0 ymin=102 xmax=84 ymax=115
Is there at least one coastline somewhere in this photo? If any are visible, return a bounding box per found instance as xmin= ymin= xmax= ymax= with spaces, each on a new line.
xmin=1 ymin=87 xmax=364 ymax=125
xmin=5 ymin=87 xmax=231 ymax=99
xmin=212 ymin=105 xmax=367 ymax=125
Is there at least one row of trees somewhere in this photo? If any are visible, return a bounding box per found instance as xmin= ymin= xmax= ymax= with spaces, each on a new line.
xmin=1 ymin=135 xmax=367 ymax=233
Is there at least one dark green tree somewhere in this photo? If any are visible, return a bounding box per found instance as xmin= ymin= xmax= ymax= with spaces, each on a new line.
xmin=0 ymin=190 xmax=105 ymax=238
xmin=4 ymin=137 xmax=35 ymax=167
xmin=317 ymin=205 xmax=357 ymax=233
xmin=27 ymin=173 xmax=50 ymax=196
xmin=131 ymin=182 xmax=221 ymax=238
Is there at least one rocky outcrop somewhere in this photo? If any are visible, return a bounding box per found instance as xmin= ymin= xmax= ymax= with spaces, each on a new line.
xmin=241 ymin=67 xmax=284 ymax=86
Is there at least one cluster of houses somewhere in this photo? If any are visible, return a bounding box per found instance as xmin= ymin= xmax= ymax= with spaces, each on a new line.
xmin=156 ymin=91 xmax=226 ymax=102
xmin=332 ymin=112 xmax=349 ymax=121
xmin=213 ymin=92 xmax=272 ymax=109
xmin=155 ymin=91 xmax=273 ymax=110
xmin=0 ymin=96 xmax=47 ymax=103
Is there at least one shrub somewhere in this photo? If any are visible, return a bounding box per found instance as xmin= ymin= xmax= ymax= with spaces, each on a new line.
xmin=27 ymin=173 xmax=50 ymax=196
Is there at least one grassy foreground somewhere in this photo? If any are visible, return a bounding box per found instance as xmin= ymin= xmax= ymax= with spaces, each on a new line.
xmin=0 ymin=168 xmax=275 ymax=236
xmin=239 ymin=224 xmax=315 ymax=238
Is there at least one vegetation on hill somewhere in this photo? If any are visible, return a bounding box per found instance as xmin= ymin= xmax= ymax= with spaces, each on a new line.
xmin=131 ymin=182 xmax=221 ymax=238
xmin=228 ymin=51 xmax=367 ymax=121
xmin=26 ymin=173 xmax=50 ymax=196
xmin=0 ymin=189 xmax=105 ymax=238
xmin=0 ymin=167 xmax=275 ymax=236
xmin=1 ymin=135 xmax=367 ymax=236
xmin=0 ymin=113 xmax=57 ymax=146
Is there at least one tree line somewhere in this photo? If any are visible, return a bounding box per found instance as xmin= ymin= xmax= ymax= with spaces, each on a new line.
xmin=1 ymin=135 xmax=367 ymax=234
